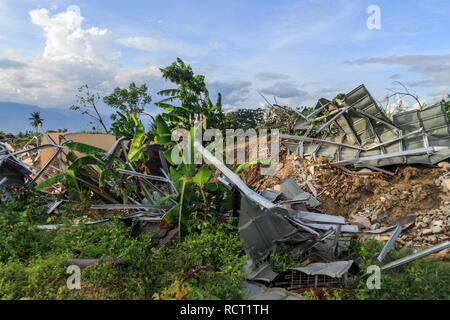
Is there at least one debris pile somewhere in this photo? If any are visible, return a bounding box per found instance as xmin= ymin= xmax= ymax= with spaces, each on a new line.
xmin=237 ymin=85 xmax=450 ymax=298
xmin=1 ymin=84 xmax=449 ymax=300
xmin=282 ymin=84 xmax=450 ymax=169
xmin=0 ymin=129 xmax=178 ymax=240
xmin=195 ymin=139 xmax=449 ymax=299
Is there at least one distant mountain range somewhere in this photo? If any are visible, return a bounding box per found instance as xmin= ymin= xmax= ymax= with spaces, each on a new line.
xmin=0 ymin=102 xmax=112 ymax=134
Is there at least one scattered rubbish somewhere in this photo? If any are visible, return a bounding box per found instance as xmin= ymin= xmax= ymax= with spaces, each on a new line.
xmin=194 ymin=127 xmax=449 ymax=296
xmin=348 ymin=214 xmax=371 ymax=230
xmin=243 ymin=281 xmax=304 ymax=300
xmin=246 ymin=263 xmax=278 ymax=283
xmin=279 ymin=177 xmax=320 ymax=207
xmin=46 ymin=200 xmax=64 ymax=214
xmin=387 ymin=215 xmax=416 ymax=229
xmin=271 ymin=261 xmax=354 ymax=290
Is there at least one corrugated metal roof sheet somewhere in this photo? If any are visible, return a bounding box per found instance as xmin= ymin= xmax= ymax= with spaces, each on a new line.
xmin=282 ymin=85 xmax=450 ymax=167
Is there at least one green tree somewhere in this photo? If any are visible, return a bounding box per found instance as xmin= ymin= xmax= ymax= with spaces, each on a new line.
xmin=156 ymin=58 xmax=224 ymax=130
xmin=70 ymin=84 xmax=109 ymax=134
xmin=29 ymin=112 xmax=44 ymax=133
xmin=440 ymin=94 xmax=450 ymax=121
xmin=103 ymin=82 xmax=152 ymax=115
xmin=225 ymin=108 xmax=265 ymax=130
xmin=103 ymin=82 xmax=152 ymax=139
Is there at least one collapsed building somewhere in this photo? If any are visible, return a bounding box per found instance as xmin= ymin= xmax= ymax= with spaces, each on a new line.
xmin=0 ymin=84 xmax=449 ymax=300
xmin=282 ymin=84 xmax=450 ymax=169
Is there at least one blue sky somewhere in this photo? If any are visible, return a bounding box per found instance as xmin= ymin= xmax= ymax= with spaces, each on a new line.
xmin=0 ymin=0 xmax=449 ymax=116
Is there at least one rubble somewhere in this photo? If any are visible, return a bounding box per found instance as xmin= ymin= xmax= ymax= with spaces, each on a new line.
xmin=281 ymin=85 xmax=450 ymax=168
xmin=0 ymin=129 xmax=177 ymax=236
xmin=194 ymin=139 xmax=449 ymax=295
xmin=1 ymin=84 xmax=449 ymax=299
xmin=270 ymin=261 xmax=355 ymax=290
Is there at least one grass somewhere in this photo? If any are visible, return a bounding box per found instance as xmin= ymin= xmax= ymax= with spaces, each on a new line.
xmin=0 ymin=187 xmax=448 ymax=300
xmin=0 ymin=188 xmax=247 ymax=300
xmin=271 ymin=239 xmax=449 ymax=300
xmin=347 ymin=239 xmax=450 ymax=300
xmin=7 ymin=134 xmax=37 ymax=149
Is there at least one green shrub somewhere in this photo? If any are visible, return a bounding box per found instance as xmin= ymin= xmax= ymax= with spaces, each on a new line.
xmin=347 ymin=239 xmax=450 ymax=300
xmin=0 ymin=191 xmax=246 ymax=300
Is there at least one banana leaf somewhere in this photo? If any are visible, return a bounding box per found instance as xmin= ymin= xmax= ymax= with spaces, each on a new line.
xmin=34 ymin=173 xmax=65 ymax=191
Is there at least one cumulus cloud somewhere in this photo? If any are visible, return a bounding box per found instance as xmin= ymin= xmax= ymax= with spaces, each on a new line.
xmin=29 ymin=6 xmax=120 ymax=63
xmin=206 ymin=80 xmax=253 ymax=107
xmin=261 ymin=82 xmax=307 ymax=98
xmin=378 ymin=93 xmax=427 ymax=115
xmin=428 ymin=86 xmax=449 ymax=100
xmin=0 ymin=6 xmax=162 ymax=108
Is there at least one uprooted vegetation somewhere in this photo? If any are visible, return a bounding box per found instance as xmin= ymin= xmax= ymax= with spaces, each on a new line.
xmin=0 ymin=59 xmax=449 ymax=300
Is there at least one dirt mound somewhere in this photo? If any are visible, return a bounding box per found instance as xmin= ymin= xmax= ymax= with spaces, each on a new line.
xmin=245 ymin=147 xmax=447 ymax=226
xmin=316 ymin=165 xmax=444 ymax=224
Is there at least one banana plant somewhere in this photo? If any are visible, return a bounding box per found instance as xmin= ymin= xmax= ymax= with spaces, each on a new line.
xmin=35 ymin=114 xmax=148 ymax=203
xmin=155 ymin=58 xmax=225 ymax=130
xmin=127 ymin=112 xmax=148 ymax=165
xmin=155 ymin=116 xmax=275 ymax=240
xmin=110 ymin=111 xmax=136 ymax=140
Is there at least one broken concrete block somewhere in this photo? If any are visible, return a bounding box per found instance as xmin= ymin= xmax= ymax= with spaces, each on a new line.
xmin=432 ymin=220 xmax=443 ymax=227
xmin=358 ymin=168 xmax=374 ymax=178
xmin=371 ymin=223 xmax=380 ymax=230
xmin=437 ymin=161 xmax=450 ymax=170
xmin=442 ymin=179 xmax=450 ymax=193
xmin=423 ymin=216 xmax=431 ymax=224
xmin=432 ymin=226 xmax=443 ymax=234
xmin=349 ymin=214 xmax=371 ymax=229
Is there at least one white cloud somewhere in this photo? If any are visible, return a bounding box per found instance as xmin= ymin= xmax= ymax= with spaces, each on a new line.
xmin=0 ymin=6 xmax=162 ymax=109
xmin=0 ymin=5 xmax=262 ymax=113
xmin=0 ymin=58 xmax=26 ymax=69
xmin=256 ymin=72 xmax=289 ymax=81
xmin=346 ymin=54 xmax=450 ymax=96
xmin=223 ymin=104 xmax=240 ymax=112
xmin=382 ymin=93 xmax=427 ymax=115
xmin=206 ymin=79 xmax=253 ymax=106
xmin=428 ymin=86 xmax=449 ymax=100
xmin=1 ymin=47 xmax=16 ymax=56
xmin=29 ymin=6 xmax=120 ymax=63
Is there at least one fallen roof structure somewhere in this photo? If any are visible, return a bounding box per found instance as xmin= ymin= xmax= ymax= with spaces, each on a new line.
xmin=0 ymin=129 xmax=177 ymax=226
xmin=281 ymin=84 xmax=450 ymax=169
xmin=193 ymin=139 xmax=449 ymax=296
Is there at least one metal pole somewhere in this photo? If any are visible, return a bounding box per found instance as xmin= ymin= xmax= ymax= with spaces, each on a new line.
xmin=377 ymin=225 xmax=402 ymax=262
xmin=381 ymin=241 xmax=450 ymax=270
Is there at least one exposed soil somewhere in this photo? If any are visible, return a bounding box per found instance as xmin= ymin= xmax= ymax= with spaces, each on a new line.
xmin=244 ymin=147 xmax=447 ymax=226
xmin=315 ymin=165 xmax=444 ymax=223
